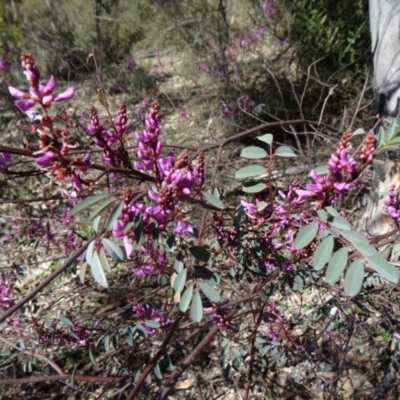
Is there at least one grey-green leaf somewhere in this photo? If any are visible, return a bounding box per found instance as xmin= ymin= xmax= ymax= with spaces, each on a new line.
xmin=90 ymin=198 xmax=116 ymax=220
xmin=341 ymin=230 xmax=369 ymax=245
xmin=344 ymin=260 xmax=364 ymax=297
xmin=174 ymin=269 xmax=187 ymax=293
xmin=235 ymin=165 xmax=266 ymax=179
xmin=313 ymin=235 xmax=334 ymax=271
xmin=98 ymin=248 xmax=111 ymax=273
xmin=145 ymin=320 xmax=161 ymax=329
xmin=191 ymin=292 xmax=203 ymax=323
xmin=71 ymin=194 xmax=109 ymax=216
xmin=90 ymin=251 xmax=108 ymax=288
xmin=242 ymin=182 xmax=267 ymax=193
xmin=257 ymin=133 xmax=273 ymax=145
xmin=240 ymin=146 xmax=268 ymax=159
xmin=366 ymin=256 xmax=399 ymax=283
xmin=325 ymin=248 xmax=348 ymax=284
xmin=180 ymin=285 xmax=193 ymax=312
xmin=294 ymin=223 xmax=318 ymax=250
xmin=203 ymin=192 xmax=226 ymax=210
xmin=274 ymin=146 xmax=297 ymax=157
xmin=101 ymin=238 xmax=124 ymax=262
xmin=106 ymin=202 xmax=124 ymax=230
xmin=199 ymin=282 xmax=220 ymax=303
xmin=330 ymin=216 xmax=351 ymax=230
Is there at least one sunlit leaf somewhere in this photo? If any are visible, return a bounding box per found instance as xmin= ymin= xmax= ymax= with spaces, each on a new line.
xmin=294 ymin=223 xmax=318 ymax=249
xmin=344 ymin=260 xmax=364 ymax=297
xmin=90 ymin=251 xmax=108 ymax=288
xmin=191 ymin=292 xmax=203 ymax=323
xmin=86 ymin=240 xmax=95 ymax=266
xmin=153 ymin=363 xmax=162 ymax=380
xmin=235 ymin=165 xmax=266 ymax=179
xmin=240 ymin=146 xmax=268 ymax=159
xmin=98 ymin=248 xmax=111 ymax=273
xmin=92 ymin=215 xmax=101 ymax=234
xmin=145 ymin=320 xmax=161 ymax=328
xmin=199 ymin=282 xmax=220 ymax=303
xmin=325 ymin=206 xmax=340 ymax=217
xmin=366 ymin=256 xmax=399 ymax=283
xmin=341 ymin=230 xmax=369 ymax=245
xmin=274 ymin=146 xmax=297 ymax=157
xmin=97 ymin=89 xmax=107 ymax=107
xmin=330 ymin=216 xmax=351 ymax=230
xmin=242 ymin=182 xmax=267 ymax=193
xmin=317 ymin=209 xmax=328 ymax=223
xmin=313 ymin=235 xmax=334 ymax=270
xmin=257 ymin=133 xmax=273 ymax=145
xmin=352 ymin=128 xmax=365 ymax=136
xmin=173 ymin=269 xmax=187 ymax=293
xmin=203 ymin=192 xmax=226 ymax=210
xmin=180 ymin=285 xmax=193 ymax=312
xmin=71 ymin=194 xmax=109 ymax=216
xmin=325 ymin=248 xmax=348 ymax=284
xmin=79 ymin=262 xmax=87 ymax=284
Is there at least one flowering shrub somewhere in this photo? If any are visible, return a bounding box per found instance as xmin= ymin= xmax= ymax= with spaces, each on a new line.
xmin=1 ymin=51 xmax=400 ymax=400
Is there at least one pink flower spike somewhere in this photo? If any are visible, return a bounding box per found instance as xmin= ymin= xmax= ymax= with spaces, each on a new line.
xmin=54 ymin=87 xmax=75 ymax=102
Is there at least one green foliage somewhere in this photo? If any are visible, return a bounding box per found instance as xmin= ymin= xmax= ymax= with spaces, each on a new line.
xmin=279 ymin=0 xmax=369 ymax=75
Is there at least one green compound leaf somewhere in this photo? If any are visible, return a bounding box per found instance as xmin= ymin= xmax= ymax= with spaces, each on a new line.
xmin=365 ymin=256 xmax=399 ymax=283
xmin=199 ymin=282 xmax=220 ymax=303
xmin=180 ymin=285 xmax=193 ymax=312
xmin=90 ymin=251 xmax=108 ymax=288
xmin=257 ymin=133 xmax=273 ymax=145
xmin=173 ymin=269 xmax=187 ymax=293
xmin=325 ymin=247 xmax=348 ymax=284
xmin=294 ymin=223 xmax=318 ymax=250
xmin=240 ymin=146 xmax=268 ymax=159
xmin=235 ymin=165 xmax=266 ymax=179
xmin=191 ymin=292 xmax=203 ymax=323
xmin=344 ymin=260 xmax=364 ymax=297
xmin=313 ymin=235 xmax=334 ymax=271
xmin=71 ymin=193 xmax=109 ymax=216
xmin=242 ymin=182 xmax=267 ymax=193
xmin=189 ymin=246 xmax=211 ymax=263
xmin=203 ymin=192 xmax=226 ymax=210
xmin=274 ymin=146 xmax=297 ymax=157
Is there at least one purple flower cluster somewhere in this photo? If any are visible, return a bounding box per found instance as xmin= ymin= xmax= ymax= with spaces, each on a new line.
xmin=131 ymin=301 xmax=168 ymax=336
xmin=384 ymin=185 xmax=400 ymax=223
xmin=9 ymin=53 xmax=74 ymax=112
xmin=32 ymin=318 xmax=98 ymax=347
xmin=296 ymin=130 xmax=372 ymax=207
xmin=87 ymin=106 xmax=123 ymax=167
xmin=264 ymin=302 xmax=303 ymax=351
